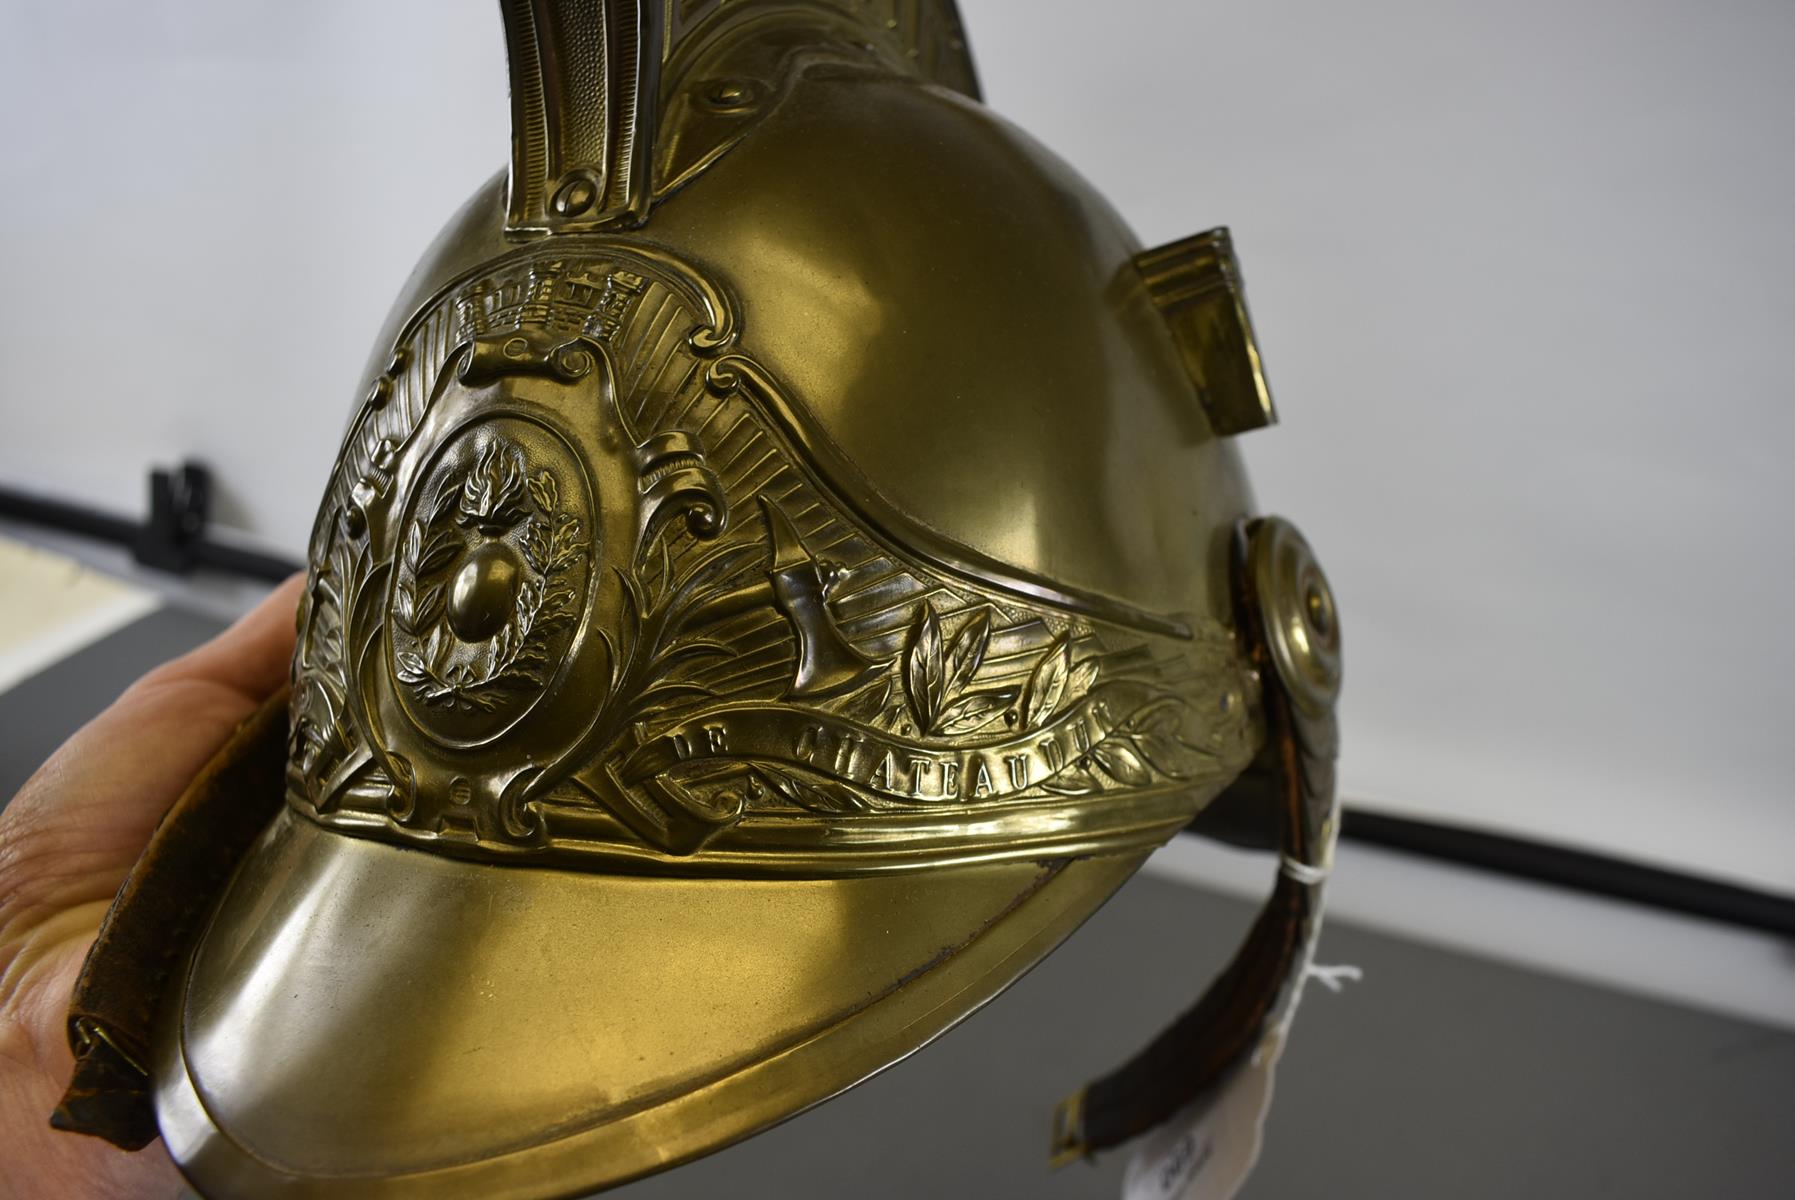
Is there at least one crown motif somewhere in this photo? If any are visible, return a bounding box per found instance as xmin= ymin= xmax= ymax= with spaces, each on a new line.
xmin=455 ymin=259 xmax=647 ymax=344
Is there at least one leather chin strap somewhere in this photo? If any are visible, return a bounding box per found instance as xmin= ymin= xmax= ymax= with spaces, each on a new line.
xmin=1049 ymin=516 xmax=1341 ymax=1166
xmin=50 ymin=689 xmax=290 ymax=1151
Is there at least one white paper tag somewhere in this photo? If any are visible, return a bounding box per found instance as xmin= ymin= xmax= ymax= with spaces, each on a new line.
xmin=1117 ymin=956 xmax=1362 ymax=1200
xmin=1118 ymin=1035 xmax=1281 ymax=1200
xmin=1120 ymin=782 xmax=1349 ymax=1200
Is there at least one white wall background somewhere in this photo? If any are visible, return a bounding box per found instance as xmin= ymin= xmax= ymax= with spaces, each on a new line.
xmin=2 ymin=1 xmax=1790 ymax=894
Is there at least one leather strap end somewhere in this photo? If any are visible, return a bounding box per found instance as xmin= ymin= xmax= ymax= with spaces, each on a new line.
xmin=48 ymin=686 xmax=291 ymax=1150
xmin=50 ymin=1020 xmax=158 ymax=1150
xmin=1047 ymin=517 xmax=1340 ymax=1166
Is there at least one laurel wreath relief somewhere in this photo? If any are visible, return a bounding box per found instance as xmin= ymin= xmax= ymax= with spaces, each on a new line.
xmin=392 ymin=442 xmax=585 ymax=710
xmin=889 ymin=600 xmax=1214 ymax=796
xmin=744 ymin=599 xmax=1217 ymax=813
xmin=885 ymin=600 xmax=1100 ymax=739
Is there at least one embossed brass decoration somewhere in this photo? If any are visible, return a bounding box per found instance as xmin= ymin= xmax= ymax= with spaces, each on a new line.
xmin=136 ymin=3 xmax=1343 ymax=1197
xmin=289 ymin=240 xmax=1253 ymax=865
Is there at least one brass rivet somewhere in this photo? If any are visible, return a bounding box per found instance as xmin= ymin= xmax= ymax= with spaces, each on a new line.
xmin=707 ymin=80 xmax=749 ymax=106
xmin=700 ymin=78 xmax=759 ymax=113
xmin=552 ymin=176 xmax=596 ymax=217
xmin=1305 ymin=583 xmax=1333 ymax=639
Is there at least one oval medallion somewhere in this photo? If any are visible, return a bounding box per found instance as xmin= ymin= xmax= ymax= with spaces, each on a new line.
xmin=387 ymin=416 xmax=596 ymax=747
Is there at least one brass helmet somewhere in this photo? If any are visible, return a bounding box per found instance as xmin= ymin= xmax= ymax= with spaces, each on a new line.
xmin=56 ymin=2 xmax=1343 ymax=1196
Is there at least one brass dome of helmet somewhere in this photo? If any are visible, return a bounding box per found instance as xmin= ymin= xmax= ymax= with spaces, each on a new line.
xmin=48 ymin=4 xmax=1341 ymax=1198
xmin=372 ymin=43 xmax=1254 ymax=631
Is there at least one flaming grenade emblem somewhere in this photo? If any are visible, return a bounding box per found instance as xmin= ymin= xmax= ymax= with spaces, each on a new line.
xmin=391 ymin=437 xmax=587 ymax=714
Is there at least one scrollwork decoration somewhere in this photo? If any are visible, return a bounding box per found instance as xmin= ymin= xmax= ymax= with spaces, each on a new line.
xmin=290 ymin=519 xmax=369 ymax=804
xmin=598 ymin=538 xmax=763 ymax=724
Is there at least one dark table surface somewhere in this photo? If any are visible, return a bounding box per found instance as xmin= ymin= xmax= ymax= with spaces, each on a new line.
xmin=6 ymin=610 xmax=1792 ymax=1198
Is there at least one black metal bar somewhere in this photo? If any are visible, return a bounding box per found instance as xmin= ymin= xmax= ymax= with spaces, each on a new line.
xmin=1338 ymin=808 xmax=1795 ymax=939
xmin=0 ymin=476 xmax=301 ymax=583
xmin=0 ymin=484 xmax=140 ymax=545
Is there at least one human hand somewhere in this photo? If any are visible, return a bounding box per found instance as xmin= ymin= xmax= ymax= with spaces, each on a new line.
xmin=0 ymin=574 xmax=301 ymax=1200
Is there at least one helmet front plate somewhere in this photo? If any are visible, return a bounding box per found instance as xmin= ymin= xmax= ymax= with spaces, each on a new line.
xmin=291 ymin=242 xmax=1257 ymax=871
